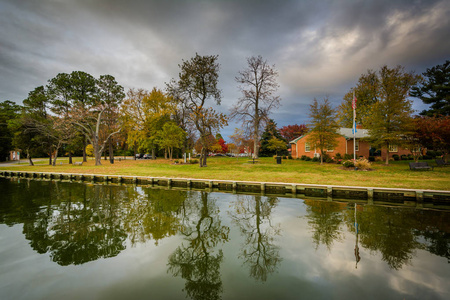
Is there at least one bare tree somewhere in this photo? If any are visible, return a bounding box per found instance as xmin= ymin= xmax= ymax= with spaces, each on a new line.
xmin=167 ymin=54 xmax=227 ymax=167
xmin=231 ymin=55 xmax=281 ymax=158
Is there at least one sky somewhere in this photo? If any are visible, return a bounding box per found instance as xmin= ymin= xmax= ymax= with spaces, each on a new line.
xmin=1 ymin=0 xmax=449 ymax=139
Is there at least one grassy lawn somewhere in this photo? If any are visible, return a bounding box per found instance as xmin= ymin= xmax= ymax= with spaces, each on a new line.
xmin=1 ymin=156 xmax=449 ymax=191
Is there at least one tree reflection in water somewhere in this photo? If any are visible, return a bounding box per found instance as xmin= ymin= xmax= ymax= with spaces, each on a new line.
xmin=167 ymin=191 xmax=230 ymax=300
xmin=1 ymin=179 xmax=189 ymax=266
xmin=19 ymin=181 xmax=128 ymax=265
xmin=229 ymin=195 xmax=282 ymax=282
xmin=304 ymin=200 xmax=345 ymax=251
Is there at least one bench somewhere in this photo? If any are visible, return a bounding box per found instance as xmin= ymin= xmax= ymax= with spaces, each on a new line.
xmin=73 ymin=162 xmax=83 ymax=166
xmin=409 ymin=162 xmax=433 ymax=171
xmin=248 ymin=158 xmax=259 ymax=164
xmin=436 ymin=159 xmax=450 ymax=167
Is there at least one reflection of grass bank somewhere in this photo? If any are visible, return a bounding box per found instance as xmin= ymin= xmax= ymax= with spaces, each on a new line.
xmin=1 ymin=157 xmax=449 ymax=191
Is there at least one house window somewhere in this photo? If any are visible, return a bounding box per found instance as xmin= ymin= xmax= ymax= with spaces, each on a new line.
xmin=327 ymin=144 xmax=334 ymax=152
xmin=355 ymin=140 xmax=359 ymax=151
xmin=305 ymin=143 xmax=310 ymax=152
xmin=389 ymin=144 xmax=398 ymax=152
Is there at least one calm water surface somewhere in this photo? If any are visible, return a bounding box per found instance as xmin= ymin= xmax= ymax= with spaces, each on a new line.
xmin=0 ymin=177 xmax=449 ymax=300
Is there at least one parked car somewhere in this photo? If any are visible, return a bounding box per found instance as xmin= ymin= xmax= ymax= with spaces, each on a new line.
xmin=143 ymin=154 xmax=151 ymax=159
xmin=135 ymin=153 xmax=143 ymax=159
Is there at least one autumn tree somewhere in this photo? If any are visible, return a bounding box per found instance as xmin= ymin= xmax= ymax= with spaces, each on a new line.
xmin=267 ymin=137 xmax=287 ymax=156
xmin=307 ymin=98 xmax=340 ymax=164
xmin=167 ymin=54 xmax=227 ymax=167
xmin=364 ymin=66 xmax=420 ymax=164
xmin=279 ymin=124 xmax=308 ymax=142
xmin=411 ymin=60 xmax=450 ymax=116
xmin=120 ymin=88 xmax=148 ymax=158
xmin=231 ymin=55 xmax=281 ymax=158
xmin=121 ymin=88 xmax=177 ymax=159
xmin=229 ymin=128 xmax=248 ymax=155
xmin=338 ymin=70 xmax=379 ymax=127
xmin=156 ymin=122 xmax=186 ymax=160
xmin=412 ymin=116 xmax=450 ymax=157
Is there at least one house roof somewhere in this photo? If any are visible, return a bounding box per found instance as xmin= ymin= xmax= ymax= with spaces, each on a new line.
xmin=289 ymin=135 xmax=305 ymax=144
xmin=289 ymin=128 xmax=370 ymax=144
xmin=337 ymin=128 xmax=370 ymax=139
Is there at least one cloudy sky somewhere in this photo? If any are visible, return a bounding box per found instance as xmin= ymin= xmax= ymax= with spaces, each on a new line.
xmin=1 ymin=0 xmax=449 ymax=138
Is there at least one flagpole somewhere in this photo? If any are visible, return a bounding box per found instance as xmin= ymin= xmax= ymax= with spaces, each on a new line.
xmin=353 ymin=91 xmax=356 ymax=161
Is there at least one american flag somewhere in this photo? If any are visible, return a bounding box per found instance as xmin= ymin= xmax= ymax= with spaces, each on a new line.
xmin=352 ymin=95 xmax=357 ymax=110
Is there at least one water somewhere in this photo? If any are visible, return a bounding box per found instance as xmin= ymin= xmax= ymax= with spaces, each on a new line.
xmin=0 ymin=177 xmax=449 ymax=300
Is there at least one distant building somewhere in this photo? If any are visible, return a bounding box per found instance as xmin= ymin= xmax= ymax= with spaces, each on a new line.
xmin=9 ymin=151 xmax=20 ymax=161
xmin=289 ymin=127 xmax=410 ymax=160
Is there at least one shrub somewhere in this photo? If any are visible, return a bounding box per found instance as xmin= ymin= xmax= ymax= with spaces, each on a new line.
xmin=304 ymin=156 xmax=312 ymax=161
xmin=368 ymin=156 xmax=375 ymax=162
xmin=426 ymin=150 xmax=436 ymax=158
xmin=190 ymin=159 xmax=199 ymax=164
xmin=174 ymin=159 xmax=180 ymax=164
xmin=336 ymin=159 xmax=342 ymax=164
xmin=407 ymin=154 xmax=414 ymax=160
xmin=300 ymin=155 xmax=307 ymax=160
xmin=312 ymin=157 xmax=319 ymax=162
xmin=343 ymin=160 xmax=355 ymax=168
xmin=436 ymin=150 xmax=443 ymax=157
xmin=326 ymin=157 xmax=334 ymax=163
xmin=288 ymin=155 xmax=293 ymax=159
xmin=421 ymin=155 xmax=432 ymax=160
xmin=392 ymin=154 xmax=400 ymax=161
xmin=335 ymin=153 xmax=342 ymax=159
xmin=343 ymin=153 xmax=353 ymax=160
xmin=322 ymin=153 xmax=331 ymax=162
xmin=355 ymin=158 xmax=372 ymax=171
xmin=400 ymin=154 xmax=407 ymax=160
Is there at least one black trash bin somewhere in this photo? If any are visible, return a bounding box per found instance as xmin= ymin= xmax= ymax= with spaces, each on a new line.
xmin=276 ymin=156 xmax=282 ymax=164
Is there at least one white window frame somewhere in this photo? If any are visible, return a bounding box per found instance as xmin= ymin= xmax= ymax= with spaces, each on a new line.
xmin=389 ymin=144 xmax=398 ymax=152
xmin=305 ymin=142 xmax=310 ymax=152
xmin=355 ymin=140 xmax=359 ymax=152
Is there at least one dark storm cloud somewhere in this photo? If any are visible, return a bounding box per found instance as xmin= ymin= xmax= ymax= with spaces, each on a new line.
xmin=1 ymin=0 xmax=449 ymax=136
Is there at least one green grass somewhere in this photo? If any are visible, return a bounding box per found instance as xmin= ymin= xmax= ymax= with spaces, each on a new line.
xmin=1 ymin=156 xmax=449 ymax=191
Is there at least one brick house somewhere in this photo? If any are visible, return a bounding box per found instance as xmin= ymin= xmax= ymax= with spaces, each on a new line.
xmin=289 ymin=127 xmax=410 ymax=160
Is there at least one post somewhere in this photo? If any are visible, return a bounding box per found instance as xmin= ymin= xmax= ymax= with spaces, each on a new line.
xmin=353 ymin=94 xmax=356 ymax=161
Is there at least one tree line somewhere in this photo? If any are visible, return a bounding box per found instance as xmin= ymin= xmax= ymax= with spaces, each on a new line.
xmin=0 ymin=56 xmax=449 ymax=166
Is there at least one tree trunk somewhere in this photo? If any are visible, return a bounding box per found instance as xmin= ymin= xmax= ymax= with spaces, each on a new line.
xmin=52 ymin=147 xmax=59 ymax=166
xmin=27 ymin=150 xmax=34 ymax=166
xmin=152 ymin=148 xmax=155 ymax=160
xmin=385 ymin=142 xmax=390 ymax=165
xmin=109 ymin=139 xmax=114 ymax=164
xmin=48 ymin=146 xmax=52 ymax=165
xmin=69 ymin=151 xmax=73 ymax=164
xmin=94 ymin=136 xmax=102 ymax=166
xmin=83 ymin=138 xmax=87 ymax=162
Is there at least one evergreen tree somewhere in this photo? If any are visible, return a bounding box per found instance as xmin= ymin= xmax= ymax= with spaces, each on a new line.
xmin=0 ymin=101 xmax=21 ymax=161
xmin=259 ymin=120 xmax=285 ymax=157
xmin=411 ymin=60 xmax=450 ymax=116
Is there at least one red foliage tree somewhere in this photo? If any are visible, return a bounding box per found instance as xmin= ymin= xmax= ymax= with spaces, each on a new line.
xmin=414 ymin=116 xmax=450 ymax=155
xmin=217 ymin=138 xmax=228 ymax=153
xmin=279 ymin=124 xmax=308 ymax=142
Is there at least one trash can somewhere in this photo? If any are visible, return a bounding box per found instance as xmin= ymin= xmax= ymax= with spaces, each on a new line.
xmin=276 ymin=156 xmax=282 ymax=164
